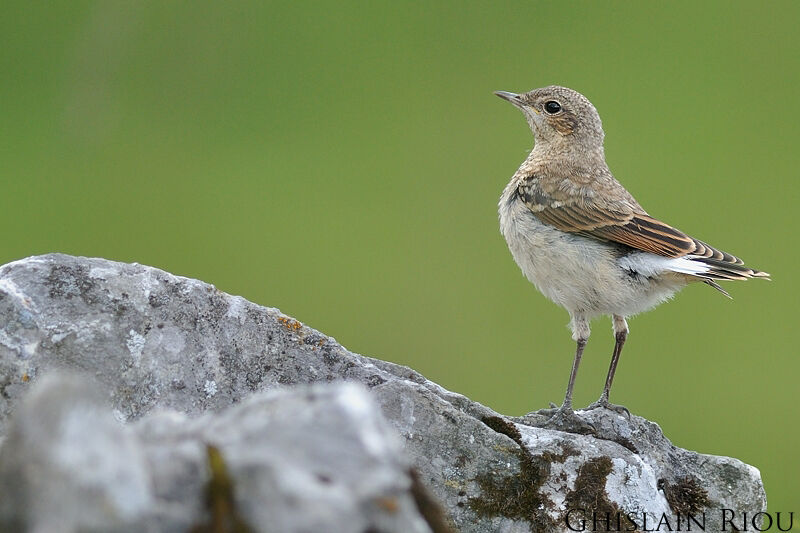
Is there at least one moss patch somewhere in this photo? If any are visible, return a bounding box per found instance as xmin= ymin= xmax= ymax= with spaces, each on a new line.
xmin=189 ymin=445 xmax=254 ymax=533
xmin=564 ymin=456 xmax=641 ymax=532
xmin=564 ymin=456 xmax=614 ymax=510
xmin=482 ymin=415 xmax=523 ymax=443
xmin=468 ymin=416 xmax=578 ymax=531
xmin=658 ymin=476 xmax=711 ymax=515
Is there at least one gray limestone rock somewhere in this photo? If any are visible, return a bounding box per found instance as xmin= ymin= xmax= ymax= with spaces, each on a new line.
xmin=0 ymin=374 xmax=431 ymax=533
xmin=0 ymin=373 xmax=153 ymax=533
xmin=0 ymin=254 xmax=768 ymax=532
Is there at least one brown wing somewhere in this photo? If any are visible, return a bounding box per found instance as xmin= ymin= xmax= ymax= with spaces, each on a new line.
xmin=584 ymin=213 xmax=697 ymax=257
xmin=518 ymin=173 xmax=696 ymax=257
xmin=516 ymin=174 xmax=767 ymax=282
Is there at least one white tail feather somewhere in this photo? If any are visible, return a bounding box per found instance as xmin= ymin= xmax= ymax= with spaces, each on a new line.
xmin=618 ymin=253 xmax=711 ymax=278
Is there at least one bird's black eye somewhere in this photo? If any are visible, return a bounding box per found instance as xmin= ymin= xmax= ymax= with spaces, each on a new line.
xmin=544 ymin=101 xmax=562 ymax=114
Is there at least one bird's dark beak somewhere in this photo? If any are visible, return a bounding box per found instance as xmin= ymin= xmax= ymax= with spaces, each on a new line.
xmin=494 ymin=91 xmax=524 ymax=108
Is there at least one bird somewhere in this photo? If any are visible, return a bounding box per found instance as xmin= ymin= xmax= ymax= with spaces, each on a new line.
xmin=495 ymin=85 xmax=769 ymax=428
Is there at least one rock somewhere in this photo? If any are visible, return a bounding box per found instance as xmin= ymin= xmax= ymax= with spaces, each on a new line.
xmin=0 ymin=254 xmax=767 ymax=532
xmin=0 ymin=374 xmax=433 ymax=533
xmin=0 ymin=373 xmax=153 ymax=533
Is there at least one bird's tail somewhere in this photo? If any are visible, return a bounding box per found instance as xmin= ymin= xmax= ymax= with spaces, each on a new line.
xmin=686 ymin=240 xmax=770 ymax=298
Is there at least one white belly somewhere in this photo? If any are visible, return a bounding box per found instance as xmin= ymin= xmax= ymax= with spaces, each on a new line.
xmin=498 ymin=191 xmax=687 ymax=319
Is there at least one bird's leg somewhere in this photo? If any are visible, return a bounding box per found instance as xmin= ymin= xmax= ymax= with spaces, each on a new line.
xmin=540 ymin=315 xmax=594 ymax=433
xmin=562 ymin=337 xmax=586 ymax=410
xmin=586 ymin=315 xmax=630 ymax=416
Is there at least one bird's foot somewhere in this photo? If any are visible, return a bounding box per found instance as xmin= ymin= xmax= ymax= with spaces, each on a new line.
xmin=584 ymin=396 xmax=631 ymax=418
xmin=540 ymin=404 xmax=595 ymax=434
xmin=533 ymin=401 xmax=560 ymax=416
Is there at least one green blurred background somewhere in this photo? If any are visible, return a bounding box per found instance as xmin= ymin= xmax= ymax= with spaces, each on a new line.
xmin=2 ymin=1 xmax=797 ymax=515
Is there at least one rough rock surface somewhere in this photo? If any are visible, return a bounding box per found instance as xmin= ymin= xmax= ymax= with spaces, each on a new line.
xmin=0 ymin=374 xmax=431 ymax=533
xmin=0 ymin=254 xmax=767 ymax=532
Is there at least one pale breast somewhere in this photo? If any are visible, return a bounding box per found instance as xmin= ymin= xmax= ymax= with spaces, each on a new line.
xmin=498 ymin=185 xmax=687 ymax=318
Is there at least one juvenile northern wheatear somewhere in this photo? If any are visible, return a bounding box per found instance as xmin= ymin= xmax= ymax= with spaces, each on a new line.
xmin=496 ymin=86 xmax=768 ymax=427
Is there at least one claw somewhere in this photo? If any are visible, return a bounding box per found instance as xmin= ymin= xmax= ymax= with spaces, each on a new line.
xmin=543 ymin=405 xmax=596 ymax=434
xmin=533 ymin=405 xmax=560 ymax=417
xmin=584 ymin=397 xmax=631 ymax=418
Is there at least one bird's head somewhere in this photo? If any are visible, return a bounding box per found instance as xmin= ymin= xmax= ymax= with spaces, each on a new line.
xmin=495 ymin=85 xmax=605 ymax=154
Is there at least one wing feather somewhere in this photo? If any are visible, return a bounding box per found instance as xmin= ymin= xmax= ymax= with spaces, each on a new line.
xmin=516 ymin=174 xmax=769 ymax=280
